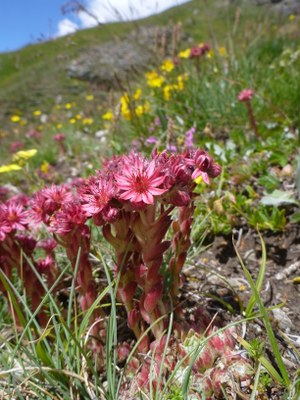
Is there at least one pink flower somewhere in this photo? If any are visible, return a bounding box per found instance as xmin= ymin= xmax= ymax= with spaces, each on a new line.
xmin=191 ymin=150 xmax=221 ymax=183
xmin=26 ymin=129 xmax=41 ymax=139
xmin=53 ymin=133 xmax=66 ymax=142
xmin=36 ymin=255 xmax=55 ymax=273
xmin=80 ymin=177 xmax=116 ymax=216
xmin=29 ymin=191 xmax=48 ymax=224
xmin=38 ymin=237 xmax=57 ymax=253
xmin=238 ymin=88 xmax=254 ymax=102
xmin=10 ymin=141 xmax=24 ymax=153
xmin=42 ymin=184 xmax=73 ymax=214
xmin=49 ymin=202 xmax=87 ymax=234
xmin=190 ymin=46 xmax=202 ymax=58
xmin=116 ymin=155 xmax=167 ymax=205
xmin=0 ymin=201 xmax=28 ymax=231
xmin=15 ymin=234 xmax=37 ymax=255
xmin=189 ymin=44 xmax=210 ymax=59
xmin=200 ymin=43 xmax=211 ymax=54
xmin=0 ymin=210 xmax=11 ymax=241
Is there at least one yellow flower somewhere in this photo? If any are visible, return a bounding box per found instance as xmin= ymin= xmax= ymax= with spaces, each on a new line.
xmin=289 ymin=14 xmax=295 ymax=21
xmin=133 ymin=88 xmax=142 ymax=100
xmin=120 ymin=94 xmax=132 ymax=120
xmin=163 ymin=85 xmax=172 ymax=101
xmin=12 ymin=149 xmax=37 ymax=162
xmin=102 ymin=111 xmax=113 ymax=120
xmin=145 ymin=70 xmax=158 ymax=80
xmin=121 ymin=107 xmax=131 ymax=120
xmin=178 ymin=48 xmax=191 ymax=59
xmin=161 ymin=59 xmax=175 ymax=72
xmin=76 ymin=114 xmax=82 ymax=120
xmin=11 ymin=115 xmax=21 ymax=123
xmin=86 ymin=94 xmax=94 ymax=101
xmin=143 ymin=101 xmax=150 ymax=113
xmin=150 ymin=77 xmax=164 ymax=88
xmin=19 ymin=119 xmax=27 ymax=126
xmin=65 ymin=103 xmax=72 ymax=109
xmin=33 ymin=110 xmax=41 ymax=116
xmin=177 ymin=136 xmax=184 ymax=146
xmin=218 ymin=47 xmax=228 ymax=57
xmin=0 ymin=164 xmax=22 ymax=173
xmin=135 ymin=105 xmax=144 ymax=117
xmin=120 ymin=93 xmax=130 ymax=107
xmin=206 ymin=49 xmax=214 ymax=59
xmin=194 ymin=175 xmax=203 ymax=185
xmin=177 ymin=75 xmax=185 ymax=90
xmin=56 ymin=123 xmax=62 ymax=129
xmin=40 ymin=161 xmax=50 ymax=174
xmin=145 ymin=71 xmax=164 ymax=88
xmin=82 ymin=117 xmax=94 ymax=125
xmin=135 ymin=101 xmax=150 ymax=117
xmin=69 ymin=118 xmax=76 ymax=124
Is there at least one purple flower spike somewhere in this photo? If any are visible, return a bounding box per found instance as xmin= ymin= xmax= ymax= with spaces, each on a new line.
xmin=145 ymin=136 xmax=159 ymax=146
xmin=185 ymin=126 xmax=196 ymax=148
xmin=167 ymin=144 xmax=177 ymax=153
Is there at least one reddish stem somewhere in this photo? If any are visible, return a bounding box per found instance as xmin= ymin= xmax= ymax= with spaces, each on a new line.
xmin=246 ymin=100 xmax=259 ymax=137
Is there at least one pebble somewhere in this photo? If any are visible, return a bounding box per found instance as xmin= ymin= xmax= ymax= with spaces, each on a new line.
xmin=272 ymin=308 xmax=293 ymax=333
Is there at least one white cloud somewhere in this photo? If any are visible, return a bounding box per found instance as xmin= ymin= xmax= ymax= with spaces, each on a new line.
xmin=78 ymin=0 xmax=190 ymax=28
xmin=56 ymin=0 xmax=190 ymax=36
xmin=56 ymin=18 xmax=78 ymax=37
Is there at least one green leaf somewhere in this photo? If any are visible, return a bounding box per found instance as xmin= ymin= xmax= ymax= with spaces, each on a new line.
xmin=290 ymin=211 xmax=300 ymax=224
xmin=36 ymin=329 xmax=54 ymax=367
xmin=260 ymin=190 xmax=299 ymax=206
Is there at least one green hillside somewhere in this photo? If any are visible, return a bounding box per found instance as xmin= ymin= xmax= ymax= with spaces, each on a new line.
xmin=0 ymin=0 xmax=279 ymax=119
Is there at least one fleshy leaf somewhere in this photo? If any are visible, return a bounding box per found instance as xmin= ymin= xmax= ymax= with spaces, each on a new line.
xmin=260 ymin=190 xmax=299 ymax=206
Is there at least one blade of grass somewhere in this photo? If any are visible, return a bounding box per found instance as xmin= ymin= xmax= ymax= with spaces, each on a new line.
xmin=245 ymin=230 xmax=267 ymax=316
xmin=154 ymin=298 xmax=174 ymax=400
xmin=99 ymin=248 xmax=118 ymax=400
xmin=9 ymin=262 xmax=70 ymax=366
xmin=0 ymin=269 xmax=27 ymax=329
xmin=233 ymin=235 xmax=290 ymax=388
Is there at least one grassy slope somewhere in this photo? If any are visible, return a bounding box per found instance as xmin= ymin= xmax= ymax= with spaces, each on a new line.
xmin=0 ymin=0 xmax=271 ymax=117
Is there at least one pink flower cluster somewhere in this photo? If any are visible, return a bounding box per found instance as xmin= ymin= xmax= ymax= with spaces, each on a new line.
xmin=238 ymin=88 xmax=254 ymax=102
xmin=78 ymin=149 xmax=220 ymax=345
xmin=238 ymin=88 xmax=259 ymax=137
xmin=190 ymin=43 xmax=211 ymax=59
xmin=1 ymin=148 xmax=221 ymax=352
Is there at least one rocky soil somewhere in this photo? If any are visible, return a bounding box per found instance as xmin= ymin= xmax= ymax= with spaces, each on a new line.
xmin=249 ymin=0 xmax=300 ymax=15
xmin=68 ymin=25 xmax=185 ymax=88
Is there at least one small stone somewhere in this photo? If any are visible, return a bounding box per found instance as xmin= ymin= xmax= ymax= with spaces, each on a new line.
xmin=280 ymin=164 xmax=293 ymax=177
xmin=272 ymin=308 xmax=293 ymax=332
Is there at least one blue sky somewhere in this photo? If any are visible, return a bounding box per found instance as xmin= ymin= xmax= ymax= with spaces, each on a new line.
xmin=0 ymin=0 xmax=67 ymax=52
xmin=0 ymin=0 xmax=189 ymax=53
